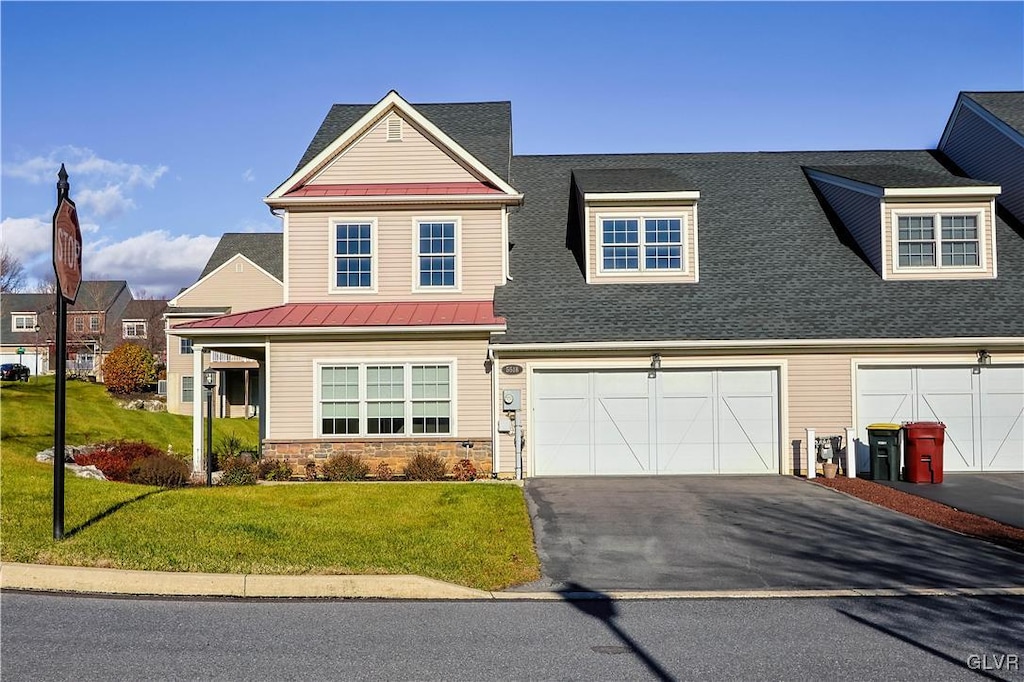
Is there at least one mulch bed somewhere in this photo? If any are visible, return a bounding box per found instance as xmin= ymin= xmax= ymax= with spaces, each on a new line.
xmin=814 ymin=476 xmax=1024 ymax=554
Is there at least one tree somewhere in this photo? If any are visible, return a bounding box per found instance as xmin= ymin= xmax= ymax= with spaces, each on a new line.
xmin=101 ymin=342 xmax=157 ymax=395
xmin=0 ymin=245 xmax=27 ymax=293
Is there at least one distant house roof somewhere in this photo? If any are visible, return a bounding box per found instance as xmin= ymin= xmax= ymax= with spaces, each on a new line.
xmin=806 ymin=164 xmax=992 ymax=189
xmin=493 ymin=149 xmax=1024 ymax=345
xmin=295 ymin=101 xmax=513 ymax=182
xmin=199 ymin=233 xmax=283 ymax=281
xmin=122 ymin=299 xmax=168 ymax=320
xmin=572 ymin=168 xmax=694 ymax=194
xmin=69 ymin=281 xmax=128 ymax=313
xmin=174 ymin=301 xmax=504 ymax=331
xmin=964 ymin=91 xmax=1024 ymax=137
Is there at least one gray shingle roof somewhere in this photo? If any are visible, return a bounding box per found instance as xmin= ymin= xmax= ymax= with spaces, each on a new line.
xmin=123 ymin=299 xmax=168 ymax=320
xmin=494 ymin=150 xmax=1023 ymax=344
xmin=69 ymin=281 xmax=128 ymax=312
xmin=200 ymin=233 xmax=283 ymax=281
xmin=806 ymin=164 xmax=993 ymax=189
xmin=295 ymin=101 xmax=512 ymax=181
xmin=571 ymin=168 xmax=694 ymax=194
xmin=965 ymin=92 xmax=1024 ymax=137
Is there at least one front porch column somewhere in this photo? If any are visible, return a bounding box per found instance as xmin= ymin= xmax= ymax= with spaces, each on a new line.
xmin=192 ymin=346 xmax=204 ymax=473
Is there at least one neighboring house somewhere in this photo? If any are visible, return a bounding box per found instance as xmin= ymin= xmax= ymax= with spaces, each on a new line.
xmin=164 ymin=233 xmax=283 ymax=420
xmin=171 ymin=90 xmax=1024 ymax=478
xmin=1 ymin=281 xmax=137 ymax=380
xmin=117 ymin=298 xmax=169 ymax=363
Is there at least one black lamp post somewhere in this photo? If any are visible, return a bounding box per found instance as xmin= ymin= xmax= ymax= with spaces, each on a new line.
xmin=33 ymin=324 xmax=40 ymax=381
xmin=202 ymin=369 xmax=217 ymax=486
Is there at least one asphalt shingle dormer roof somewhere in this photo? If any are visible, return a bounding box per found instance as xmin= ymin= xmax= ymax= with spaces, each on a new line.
xmin=295 ymin=102 xmax=513 ymax=182
xmin=964 ymin=92 xmax=1024 ymax=137
xmin=805 ymin=164 xmax=993 ymax=189
xmin=571 ymin=168 xmax=694 ymax=194
xmin=494 ymin=150 xmax=1024 ymax=345
xmin=200 ymin=233 xmax=284 ymax=281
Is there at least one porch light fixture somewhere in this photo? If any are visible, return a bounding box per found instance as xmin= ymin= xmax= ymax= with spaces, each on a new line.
xmin=649 ymin=353 xmax=662 ymax=379
xmin=977 ymin=350 xmax=992 ymax=366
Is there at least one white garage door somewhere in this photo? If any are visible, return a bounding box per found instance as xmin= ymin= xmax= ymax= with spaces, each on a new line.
xmin=857 ymin=366 xmax=1024 ymax=472
xmin=532 ymin=369 xmax=779 ymax=476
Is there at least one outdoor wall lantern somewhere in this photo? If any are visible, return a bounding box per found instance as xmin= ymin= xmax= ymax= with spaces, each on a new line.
xmin=649 ymin=353 xmax=662 ymax=379
xmin=977 ymin=350 xmax=992 ymax=366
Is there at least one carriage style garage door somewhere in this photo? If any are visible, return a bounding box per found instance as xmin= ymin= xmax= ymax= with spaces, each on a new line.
xmin=857 ymin=366 xmax=1024 ymax=472
xmin=532 ymin=368 xmax=779 ymax=476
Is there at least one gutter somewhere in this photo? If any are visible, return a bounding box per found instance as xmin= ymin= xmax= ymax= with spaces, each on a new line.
xmin=489 ymin=337 xmax=1024 ymax=353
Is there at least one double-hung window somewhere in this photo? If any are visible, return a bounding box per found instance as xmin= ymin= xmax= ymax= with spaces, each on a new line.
xmin=73 ymin=317 xmax=85 ymax=333
xmin=12 ymin=314 xmax=36 ymax=332
xmin=896 ymin=212 xmax=981 ymax=269
xmin=182 ymin=376 xmax=194 ymax=403
xmin=601 ymin=217 xmax=684 ymax=272
xmin=180 ymin=338 xmax=194 ymax=355
xmin=333 ymin=221 xmax=373 ymax=289
xmin=90 ymin=316 xmax=101 ymax=332
xmin=319 ymin=363 xmax=452 ymax=436
xmin=123 ymin=322 xmax=146 ymax=338
xmin=417 ymin=220 xmax=457 ymax=288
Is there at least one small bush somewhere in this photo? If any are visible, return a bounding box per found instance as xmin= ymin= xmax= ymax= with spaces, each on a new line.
xmin=102 ymin=343 xmax=158 ymax=395
xmin=320 ymin=453 xmax=369 ymax=481
xmin=128 ymin=454 xmax=190 ymax=487
xmin=74 ymin=440 xmax=163 ymax=482
xmin=374 ymin=461 xmax=394 ymax=481
xmin=219 ymin=455 xmax=257 ymax=486
xmin=304 ymin=459 xmax=318 ymax=481
xmin=452 ymin=458 xmax=477 ymax=482
xmin=403 ymin=452 xmax=448 ymax=481
xmin=257 ymin=458 xmax=293 ymax=481
xmin=214 ymin=435 xmax=257 ymax=470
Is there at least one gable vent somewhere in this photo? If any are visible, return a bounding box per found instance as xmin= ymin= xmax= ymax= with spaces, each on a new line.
xmin=386 ymin=116 xmax=403 ymax=141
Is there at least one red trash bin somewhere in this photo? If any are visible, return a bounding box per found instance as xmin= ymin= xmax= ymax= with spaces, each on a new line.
xmin=902 ymin=421 xmax=946 ymax=484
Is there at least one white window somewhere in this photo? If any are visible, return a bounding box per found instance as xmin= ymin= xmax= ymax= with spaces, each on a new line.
xmin=332 ymin=220 xmax=374 ymax=290
xmin=123 ymin=321 xmax=147 ymax=339
xmin=416 ymin=220 xmax=458 ymax=288
xmin=600 ymin=217 xmax=684 ymax=272
xmin=182 ymin=376 xmax=194 ymax=403
xmin=73 ymin=317 xmax=85 ymax=333
xmin=180 ymin=338 xmax=194 ymax=355
xmin=11 ymin=313 xmax=37 ymax=332
xmin=319 ymin=363 xmax=452 ymax=437
xmin=895 ymin=212 xmax=982 ymax=269
xmin=89 ymin=315 xmax=100 ymax=332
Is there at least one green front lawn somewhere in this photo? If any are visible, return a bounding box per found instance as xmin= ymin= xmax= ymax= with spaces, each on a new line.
xmin=0 ymin=378 xmax=539 ymax=590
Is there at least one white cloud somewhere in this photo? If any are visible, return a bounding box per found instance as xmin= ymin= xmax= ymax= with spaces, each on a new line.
xmin=242 ymin=168 xmax=256 ymax=183
xmin=0 ymin=216 xmax=51 ymax=263
xmin=3 ymin=145 xmax=168 ymax=187
xmin=85 ymin=230 xmax=219 ymax=298
xmin=77 ymin=185 xmax=136 ymax=220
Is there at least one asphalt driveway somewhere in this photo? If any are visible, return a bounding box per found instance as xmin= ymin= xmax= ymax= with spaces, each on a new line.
xmin=881 ymin=473 xmax=1024 ymax=529
xmin=518 ymin=476 xmax=1024 ymax=592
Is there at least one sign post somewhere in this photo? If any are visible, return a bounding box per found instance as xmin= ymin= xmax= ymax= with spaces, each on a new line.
xmin=52 ymin=164 xmax=82 ymax=540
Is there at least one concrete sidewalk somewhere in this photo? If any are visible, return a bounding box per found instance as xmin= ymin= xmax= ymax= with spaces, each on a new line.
xmin=4 ymin=563 xmax=1024 ymax=601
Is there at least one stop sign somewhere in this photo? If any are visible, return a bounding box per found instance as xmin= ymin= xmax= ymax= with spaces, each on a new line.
xmin=53 ymin=197 xmax=82 ymax=303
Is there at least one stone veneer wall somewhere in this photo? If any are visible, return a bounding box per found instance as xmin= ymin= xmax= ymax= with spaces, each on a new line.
xmin=262 ymin=438 xmax=493 ymax=477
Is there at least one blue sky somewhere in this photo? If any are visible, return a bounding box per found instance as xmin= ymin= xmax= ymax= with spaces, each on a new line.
xmin=2 ymin=2 xmax=1021 ymax=297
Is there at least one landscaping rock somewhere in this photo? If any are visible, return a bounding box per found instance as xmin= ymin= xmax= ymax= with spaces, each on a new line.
xmin=67 ymin=464 xmax=106 ymax=481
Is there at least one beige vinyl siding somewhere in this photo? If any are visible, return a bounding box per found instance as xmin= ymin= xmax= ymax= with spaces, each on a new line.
xmin=165 ymin=317 xmax=202 ymax=415
xmin=588 ymin=204 xmax=697 ymax=284
xmin=810 ymin=178 xmax=883 ymax=273
xmin=267 ymin=335 xmax=492 ymax=441
xmin=287 ymin=207 xmax=504 ymax=301
xmin=882 ymin=199 xmax=995 ymax=280
xmin=175 ymin=256 xmax=284 ymax=312
xmin=309 ymin=114 xmax=477 ymax=186
xmin=940 ymin=101 xmax=1024 ymax=222
xmin=786 ymin=354 xmax=854 ymax=474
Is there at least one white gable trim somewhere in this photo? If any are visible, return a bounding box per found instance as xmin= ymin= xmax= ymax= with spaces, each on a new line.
xmin=169 ymin=253 xmax=283 ymax=307
xmin=267 ymin=91 xmax=519 ymax=201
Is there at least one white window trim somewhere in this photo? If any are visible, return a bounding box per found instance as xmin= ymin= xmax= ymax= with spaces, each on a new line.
xmin=123 ymin=321 xmax=147 ymax=339
xmin=314 ymin=358 xmax=458 ymax=438
xmin=89 ymin=315 xmax=101 ymax=332
xmin=11 ymin=313 xmax=37 ymax=332
xmin=328 ymin=217 xmax=378 ymax=294
xmin=73 ymin=317 xmax=85 ymax=333
xmin=181 ymin=376 xmax=194 ymax=403
xmin=411 ymin=216 xmax=462 ymax=293
xmin=596 ymin=212 xmax=689 ymax=276
xmin=180 ymin=337 xmax=194 ymax=355
xmin=890 ymin=207 xmax=987 ymax=273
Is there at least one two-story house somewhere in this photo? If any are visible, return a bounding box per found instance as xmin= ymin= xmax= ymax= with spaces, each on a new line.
xmin=170 ymin=90 xmax=1024 ymax=478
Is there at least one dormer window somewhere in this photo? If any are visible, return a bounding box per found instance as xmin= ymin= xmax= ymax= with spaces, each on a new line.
xmin=11 ymin=313 xmax=37 ymax=332
xmin=600 ymin=217 xmax=684 ymax=272
xmin=893 ymin=209 xmax=984 ymax=272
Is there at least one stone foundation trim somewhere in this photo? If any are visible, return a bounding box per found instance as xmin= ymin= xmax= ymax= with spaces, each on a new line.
xmin=262 ymin=438 xmax=493 ymax=476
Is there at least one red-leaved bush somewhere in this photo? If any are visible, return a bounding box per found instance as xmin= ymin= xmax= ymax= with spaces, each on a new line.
xmin=74 ymin=440 xmax=165 ymax=482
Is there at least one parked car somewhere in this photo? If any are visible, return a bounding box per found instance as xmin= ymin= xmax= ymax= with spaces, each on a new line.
xmin=0 ymin=363 xmax=30 ymax=381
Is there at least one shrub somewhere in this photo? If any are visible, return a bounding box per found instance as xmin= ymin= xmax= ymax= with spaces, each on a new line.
xmin=320 ymin=453 xmax=369 ymax=481
xmin=74 ymin=440 xmax=163 ymax=482
xmin=257 ymin=458 xmax=293 ymax=481
xmin=374 ymin=461 xmax=394 ymax=481
xmin=101 ymin=343 xmax=157 ymax=395
xmin=214 ymin=435 xmax=257 ymax=470
xmin=219 ymin=455 xmax=257 ymax=486
xmin=128 ymin=454 xmax=190 ymax=487
xmin=452 ymin=458 xmax=477 ymax=482
xmin=304 ymin=459 xmax=318 ymax=481
xmin=403 ymin=452 xmax=448 ymax=481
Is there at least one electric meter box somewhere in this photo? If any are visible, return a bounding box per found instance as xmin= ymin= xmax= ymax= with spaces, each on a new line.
xmin=502 ymin=389 xmax=522 ymax=411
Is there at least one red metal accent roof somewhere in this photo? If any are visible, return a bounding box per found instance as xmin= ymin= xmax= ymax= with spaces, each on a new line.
xmin=283 ymin=182 xmax=502 ymax=198
xmin=175 ymin=301 xmax=505 ymax=330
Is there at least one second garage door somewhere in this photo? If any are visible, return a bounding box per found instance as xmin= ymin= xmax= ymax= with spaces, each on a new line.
xmin=532 ymin=368 xmax=779 ymax=476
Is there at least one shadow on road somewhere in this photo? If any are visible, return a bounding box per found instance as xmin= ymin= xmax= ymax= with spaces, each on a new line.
xmin=64 ymin=489 xmax=166 ymax=539
xmin=558 ymin=582 xmax=674 ymax=681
